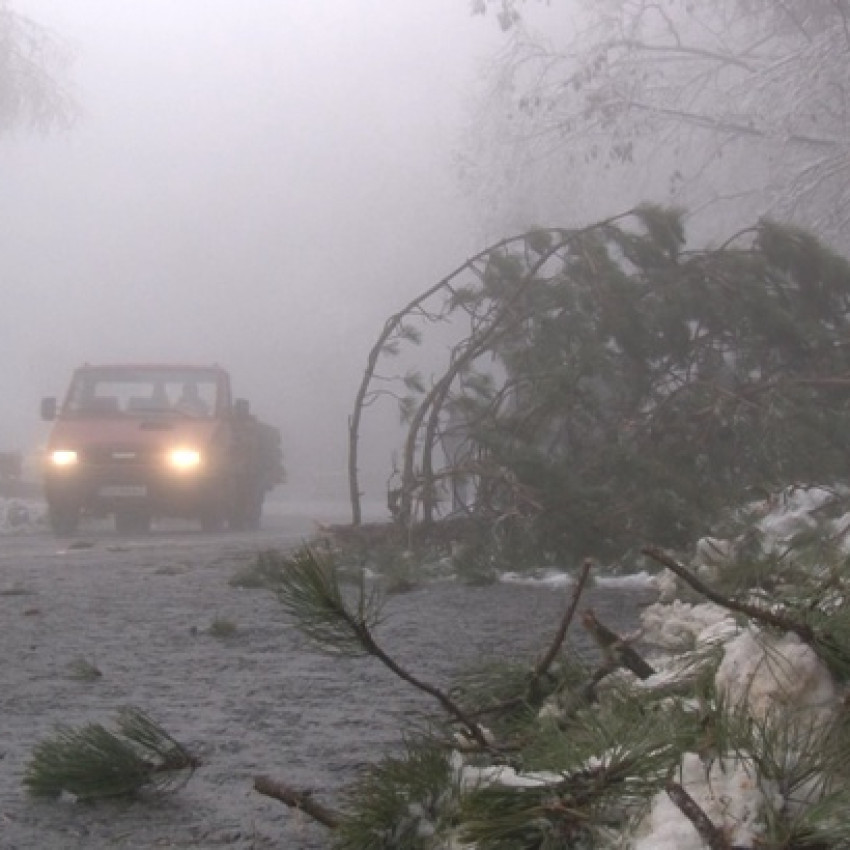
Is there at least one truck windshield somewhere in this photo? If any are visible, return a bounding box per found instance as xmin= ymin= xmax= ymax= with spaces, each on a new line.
xmin=63 ymin=368 xmax=220 ymax=419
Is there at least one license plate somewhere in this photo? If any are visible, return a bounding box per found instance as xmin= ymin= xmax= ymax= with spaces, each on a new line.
xmin=100 ymin=484 xmax=147 ymax=498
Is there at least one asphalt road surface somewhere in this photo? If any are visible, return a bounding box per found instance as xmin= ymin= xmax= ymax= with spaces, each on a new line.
xmin=0 ymin=506 xmax=652 ymax=849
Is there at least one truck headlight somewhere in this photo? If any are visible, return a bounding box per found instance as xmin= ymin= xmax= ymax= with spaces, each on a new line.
xmin=49 ymin=449 xmax=79 ymax=467
xmin=168 ymin=448 xmax=202 ymax=470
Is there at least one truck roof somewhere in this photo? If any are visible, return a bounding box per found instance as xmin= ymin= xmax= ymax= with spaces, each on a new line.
xmin=75 ymin=364 xmax=227 ymax=373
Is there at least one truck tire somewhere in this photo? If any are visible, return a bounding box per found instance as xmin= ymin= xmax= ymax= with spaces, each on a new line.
xmin=115 ymin=509 xmax=152 ymax=535
xmin=228 ymin=486 xmax=263 ymax=531
xmin=48 ymin=502 xmax=80 ymax=536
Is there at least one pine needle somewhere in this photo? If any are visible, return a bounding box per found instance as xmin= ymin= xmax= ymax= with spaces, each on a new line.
xmin=274 ymin=546 xmax=383 ymax=656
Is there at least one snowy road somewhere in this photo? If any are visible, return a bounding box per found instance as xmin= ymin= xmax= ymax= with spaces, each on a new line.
xmin=0 ymin=508 xmax=653 ymax=849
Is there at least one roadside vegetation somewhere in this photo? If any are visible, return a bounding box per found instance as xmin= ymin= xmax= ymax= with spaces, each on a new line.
xmin=250 ymin=485 xmax=850 ymax=848
xmin=258 ymin=204 xmax=850 ymax=845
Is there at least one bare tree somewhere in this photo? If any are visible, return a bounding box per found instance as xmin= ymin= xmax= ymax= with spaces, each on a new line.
xmin=463 ymin=0 xmax=850 ymax=248
xmin=0 ymin=1 xmax=76 ymax=136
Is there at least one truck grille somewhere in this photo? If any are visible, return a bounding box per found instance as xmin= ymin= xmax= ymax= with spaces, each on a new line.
xmin=81 ymin=444 xmax=157 ymax=466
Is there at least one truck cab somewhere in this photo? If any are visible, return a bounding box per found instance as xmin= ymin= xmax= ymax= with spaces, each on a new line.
xmin=41 ymin=364 xmax=284 ymax=535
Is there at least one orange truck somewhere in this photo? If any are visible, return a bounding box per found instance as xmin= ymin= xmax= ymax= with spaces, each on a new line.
xmin=40 ymin=364 xmax=284 ymax=535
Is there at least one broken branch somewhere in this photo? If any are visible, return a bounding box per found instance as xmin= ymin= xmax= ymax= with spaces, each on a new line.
xmin=642 ymin=545 xmax=815 ymax=642
xmin=533 ymin=558 xmax=593 ymax=680
xmin=253 ymin=775 xmax=341 ymax=830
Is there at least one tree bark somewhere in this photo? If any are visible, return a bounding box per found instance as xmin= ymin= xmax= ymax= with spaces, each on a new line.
xmin=666 ymin=781 xmax=731 ymax=850
xmin=253 ymin=775 xmax=341 ymax=830
xmin=582 ymin=609 xmax=655 ymax=679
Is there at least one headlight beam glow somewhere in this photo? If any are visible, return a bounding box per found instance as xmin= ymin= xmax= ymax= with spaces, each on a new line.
xmin=168 ymin=448 xmax=202 ymax=470
xmin=50 ymin=449 xmax=79 ymax=467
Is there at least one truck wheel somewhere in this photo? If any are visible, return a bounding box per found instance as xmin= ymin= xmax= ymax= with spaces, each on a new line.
xmin=229 ymin=490 xmax=263 ymax=531
xmin=115 ymin=510 xmax=151 ymax=535
xmin=49 ymin=502 xmax=80 ymax=536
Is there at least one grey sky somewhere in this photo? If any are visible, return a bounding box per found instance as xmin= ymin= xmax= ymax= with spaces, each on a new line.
xmin=2 ymin=1 xmax=502 ymax=500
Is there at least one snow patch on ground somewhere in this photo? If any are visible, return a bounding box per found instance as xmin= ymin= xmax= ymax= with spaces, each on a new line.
xmin=499 ymin=568 xmax=572 ymax=587
xmin=499 ymin=569 xmax=657 ymax=590
xmin=595 ymin=570 xmax=656 ymax=590
xmin=640 ymin=600 xmax=736 ymax=652
xmin=715 ymin=628 xmax=838 ymax=725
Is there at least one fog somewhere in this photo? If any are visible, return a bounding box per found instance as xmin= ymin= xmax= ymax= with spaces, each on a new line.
xmin=1 ymin=1 xmax=502 ymax=503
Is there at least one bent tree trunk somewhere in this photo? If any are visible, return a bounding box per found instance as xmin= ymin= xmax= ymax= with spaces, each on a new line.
xmin=347 ymin=225 xmax=596 ymax=526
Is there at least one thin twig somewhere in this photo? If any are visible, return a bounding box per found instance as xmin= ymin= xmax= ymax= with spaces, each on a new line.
xmin=355 ymin=623 xmax=491 ymax=748
xmin=532 ymin=558 xmax=593 ymax=681
xmin=253 ymin=776 xmax=341 ymax=830
xmin=288 ymin=548 xmax=491 ymax=748
xmin=459 ymin=559 xmax=593 ymax=721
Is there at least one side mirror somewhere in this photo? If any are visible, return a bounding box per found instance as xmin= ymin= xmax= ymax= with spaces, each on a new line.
xmin=233 ymin=398 xmax=251 ymax=418
xmin=40 ymin=397 xmax=57 ymax=421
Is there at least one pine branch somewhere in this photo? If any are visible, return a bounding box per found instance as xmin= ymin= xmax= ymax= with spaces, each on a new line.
xmin=274 ymin=546 xmax=384 ymax=656
xmin=23 ymin=708 xmax=196 ymax=800
xmin=276 ymin=546 xmax=490 ymax=748
xmin=642 ymin=546 xmax=815 ymax=642
xmin=354 ymin=615 xmax=491 ymax=748
xmin=447 ymin=561 xmax=593 ymax=726
xmin=557 ymin=659 xmax=620 ymax=720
